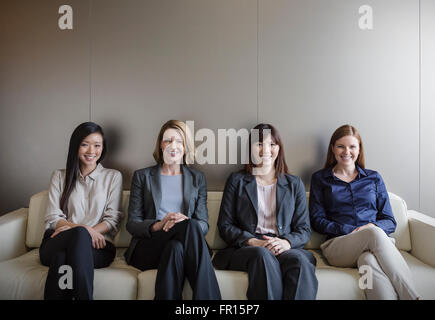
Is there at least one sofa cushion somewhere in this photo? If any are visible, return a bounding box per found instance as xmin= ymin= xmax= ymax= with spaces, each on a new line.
xmin=310 ymin=250 xmax=365 ymax=299
xmin=113 ymin=191 xmax=132 ymax=248
xmin=181 ymin=249 xmax=366 ymax=300
xmin=26 ymin=191 xmax=49 ymax=248
xmin=400 ymin=251 xmax=435 ymax=299
xmin=388 ymin=193 xmax=411 ymax=251
xmin=137 ymin=269 xmax=158 ymax=300
xmin=182 ymin=269 xmax=249 ymax=300
xmin=137 ymin=267 xmax=249 ymax=300
xmin=0 ymin=249 xmax=140 ymax=299
xmin=0 ymin=208 xmax=28 ymax=262
xmin=205 ymin=192 xmax=227 ymax=250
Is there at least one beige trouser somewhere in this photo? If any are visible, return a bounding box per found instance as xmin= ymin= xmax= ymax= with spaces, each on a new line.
xmin=320 ymin=225 xmax=420 ymax=300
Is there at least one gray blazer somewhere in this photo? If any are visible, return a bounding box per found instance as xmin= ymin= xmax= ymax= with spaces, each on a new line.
xmin=124 ymin=164 xmax=209 ymax=264
xmin=213 ymin=171 xmax=312 ymax=270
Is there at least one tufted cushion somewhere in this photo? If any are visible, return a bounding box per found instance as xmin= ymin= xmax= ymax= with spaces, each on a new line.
xmin=25 ymin=190 xmax=411 ymax=251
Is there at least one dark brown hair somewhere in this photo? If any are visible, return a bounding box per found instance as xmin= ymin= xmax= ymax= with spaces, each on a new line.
xmin=324 ymin=124 xmax=365 ymax=169
xmin=245 ymin=123 xmax=289 ymax=177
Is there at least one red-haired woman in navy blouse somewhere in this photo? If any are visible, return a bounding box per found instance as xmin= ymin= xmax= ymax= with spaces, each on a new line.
xmin=309 ymin=124 xmax=420 ymax=300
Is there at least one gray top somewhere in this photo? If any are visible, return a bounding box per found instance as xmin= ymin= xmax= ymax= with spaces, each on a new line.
xmin=157 ymin=174 xmax=184 ymax=220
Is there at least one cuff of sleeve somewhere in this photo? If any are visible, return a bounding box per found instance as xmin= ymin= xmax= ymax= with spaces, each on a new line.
xmin=236 ymin=231 xmax=256 ymax=247
xmin=198 ymin=220 xmax=209 ymax=235
xmin=280 ymin=235 xmax=293 ymax=247
xmin=341 ymin=224 xmax=355 ymax=235
xmin=148 ymin=220 xmax=160 ymax=234
xmin=103 ymin=220 xmax=115 ymax=233
xmin=49 ymin=218 xmax=62 ymax=230
xmin=371 ymin=220 xmax=392 ymax=234
xmin=282 ymin=238 xmax=292 ymax=249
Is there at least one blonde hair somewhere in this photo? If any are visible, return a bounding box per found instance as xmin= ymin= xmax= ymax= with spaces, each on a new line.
xmin=153 ymin=120 xmax=194 ymax=165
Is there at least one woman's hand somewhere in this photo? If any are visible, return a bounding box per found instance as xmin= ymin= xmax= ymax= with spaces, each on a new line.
xmin=82 ymin=225 xmax=106 ymax=249
xmin=50 ymin=225 xmax=72 ymax=238
xmin=246 ymin=238 xmax=267 ymax=247
xmin=151 ymin=212 xmax=189 ymax=232
xmin=50 ymin=224 xmax=106 ymax=249
xmin=246 ymin=236 xmax=291 ymax=256
xmin=262 ymin=235 xmax=291 ymax=256
xmin=162 ymin=212 xmax=189 ymax=232
xmin=352 ymin=223 xmax=376 ymax=233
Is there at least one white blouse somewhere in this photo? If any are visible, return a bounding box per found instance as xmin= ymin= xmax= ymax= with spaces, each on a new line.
xmin=255 ymin=183 xmax=278 ymax=235
xmin=44 ymin=163 xmax=123 ymax=242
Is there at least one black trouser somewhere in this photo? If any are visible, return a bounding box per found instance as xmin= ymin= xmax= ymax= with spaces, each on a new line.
xmin=39 ymin=227 xmax=116 ymax=300
xmin=228 ymin=235 xmax=318 ymax=300
xmin=129 ymin=219 xmax=221 ymax=300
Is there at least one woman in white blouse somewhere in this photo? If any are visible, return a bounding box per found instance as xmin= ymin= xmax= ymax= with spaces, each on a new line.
xmin=40 ymin=122 xmax=123 ymax=300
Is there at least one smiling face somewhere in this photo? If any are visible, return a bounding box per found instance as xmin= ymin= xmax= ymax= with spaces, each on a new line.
xmin=251 ymin=134 xmax=280 ymax=168
xmin=161 ymin=128 xmax=185 ymax=165
xmin=78 ymin=132 xmax=103 ymax=168
xmin=332 ymin=135 xmax=360 ymax=168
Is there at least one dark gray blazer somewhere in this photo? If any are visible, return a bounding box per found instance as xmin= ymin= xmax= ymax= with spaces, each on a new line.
xmin=213 ymin=171 xmax=312 ymax=270
xmin=124 ymin=164 xmax=209 ymax=264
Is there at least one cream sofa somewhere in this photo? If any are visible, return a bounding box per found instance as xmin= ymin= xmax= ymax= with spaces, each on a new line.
xmin=1 ymin=190 xmax=435 ymax=300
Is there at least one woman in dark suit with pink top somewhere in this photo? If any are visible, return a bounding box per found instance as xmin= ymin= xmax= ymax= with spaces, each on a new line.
xmin=213 ymin=123 xmax=318 ymax=300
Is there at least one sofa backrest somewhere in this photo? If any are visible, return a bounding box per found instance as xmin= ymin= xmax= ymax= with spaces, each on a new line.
xmin=25 ymin=191 xmax=133 ymax=249
xmin=25 ymin=191 xmax=412 ymax=251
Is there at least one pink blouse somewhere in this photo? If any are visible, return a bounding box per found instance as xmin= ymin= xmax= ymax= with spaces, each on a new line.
xmin=255 ymin=183 xmax=278 ymax=235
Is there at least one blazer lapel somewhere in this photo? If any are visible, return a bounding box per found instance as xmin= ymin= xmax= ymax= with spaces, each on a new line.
xmin=150 ymin=165 xmax=162 ymax=216
xmin=181 ymin=165 xmax=193 ymax=215
xmin=244 ymin=175 xmax=258 ymax=215
xmin=276 ymin=174 xmax=289 ymax=219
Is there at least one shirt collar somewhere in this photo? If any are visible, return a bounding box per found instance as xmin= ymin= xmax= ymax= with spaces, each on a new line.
xmin=323 ymin=164 xmax=367 ymax=179
xmin=356 ymin=165 xmax=368 ymax=177
xmin=79 ymin=163 xmax=103 ymax=181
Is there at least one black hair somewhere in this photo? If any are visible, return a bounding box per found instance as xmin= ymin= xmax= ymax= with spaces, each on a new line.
xmin=60 ymin=122 xmax=106 ymax=214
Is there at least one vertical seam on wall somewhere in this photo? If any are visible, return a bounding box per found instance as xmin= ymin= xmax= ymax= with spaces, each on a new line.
xmin=419 ymin=0 xmax=421 ymax=211
xmin=257 ymin=0 xmax=259 ymax=123
xmin=88 ymin=0 xmax=93 ymax=121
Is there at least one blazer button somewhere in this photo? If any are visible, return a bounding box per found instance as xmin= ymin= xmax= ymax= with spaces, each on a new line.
xmin=278 ymin=226 xmax=282 ymax=229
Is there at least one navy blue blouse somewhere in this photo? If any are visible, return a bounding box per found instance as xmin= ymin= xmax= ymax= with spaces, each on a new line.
xmin=309 ymin=165 xmax=396 ymax=239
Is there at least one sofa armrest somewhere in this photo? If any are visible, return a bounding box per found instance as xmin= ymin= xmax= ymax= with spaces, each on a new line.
xmin=0 ymin=208 xmax=28 ymax=262
xmin=408 ymin=210 xmax=435 ymax=268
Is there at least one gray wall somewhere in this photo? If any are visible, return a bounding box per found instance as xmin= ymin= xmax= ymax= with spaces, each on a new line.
xmin=421 ymin=0 xmax=435 ymax=217
xmin=1 ymin=0 xmax=434 ymax=217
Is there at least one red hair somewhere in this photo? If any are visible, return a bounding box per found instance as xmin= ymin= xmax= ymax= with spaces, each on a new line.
xmin=324 ymin=124 xmax=365 ymax=169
